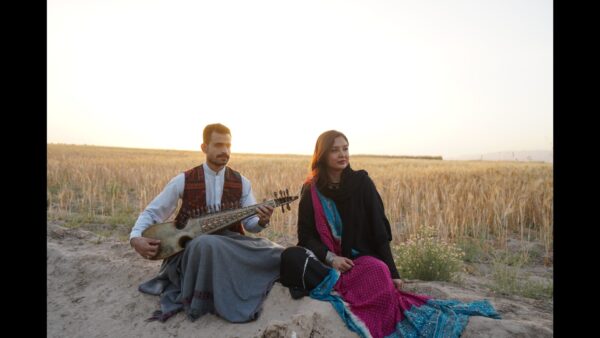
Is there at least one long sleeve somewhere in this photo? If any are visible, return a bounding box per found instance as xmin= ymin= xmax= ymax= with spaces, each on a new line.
xmin=239 ymin=175 xmax=264 ymax=233
xmin=364 ymin=177 xmax=400 ymax=279
xmin=297 ymin=184 xmax=329 ymax=263
xmin=131 ymin=166 xmax=264 ymax=239
xmin=129 ymin=173 xmax=184 ymax=240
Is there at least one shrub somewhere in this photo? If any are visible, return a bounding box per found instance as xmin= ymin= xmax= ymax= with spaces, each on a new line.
xmin=393 ymin=225 xmax=464 ymax=282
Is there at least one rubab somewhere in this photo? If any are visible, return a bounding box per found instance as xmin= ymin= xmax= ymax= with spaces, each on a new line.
xmin=142 ymin=189 xmax=298 ymax=260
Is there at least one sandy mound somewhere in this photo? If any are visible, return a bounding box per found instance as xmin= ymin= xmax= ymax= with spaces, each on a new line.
xmin=47 ymin=223 xmax=552 ymax=337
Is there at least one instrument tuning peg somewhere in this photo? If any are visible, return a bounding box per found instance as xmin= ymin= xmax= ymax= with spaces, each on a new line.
xmin=274 ymin=191 xmax=278 ymax=198
xmin=286 ymin=204 xmax=291 ymax=211
xmin=281 ymin=205 xmax=285 ymax=213
xmin=286 ymin=188 xmax=289 ymax=196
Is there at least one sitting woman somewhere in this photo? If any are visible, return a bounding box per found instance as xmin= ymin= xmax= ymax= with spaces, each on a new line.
xmin=280 ymin=130 xmax=500 ymax=338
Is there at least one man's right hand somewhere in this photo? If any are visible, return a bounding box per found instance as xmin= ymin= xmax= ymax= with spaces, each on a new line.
xmin=130 ymin=237 xmax=161 ymax=259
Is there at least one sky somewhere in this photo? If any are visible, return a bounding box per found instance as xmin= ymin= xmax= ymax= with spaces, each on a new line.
xmin=48 ymin=0 xmax=553 ymax=158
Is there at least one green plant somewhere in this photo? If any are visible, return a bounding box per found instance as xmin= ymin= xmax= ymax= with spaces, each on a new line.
xmin=456 ymin=236 xmax=492 ymax=263
xmin=393 ymin=225 xmax=465 ymax=282
xmin=489 ymin=252 xmax=553 ymax=300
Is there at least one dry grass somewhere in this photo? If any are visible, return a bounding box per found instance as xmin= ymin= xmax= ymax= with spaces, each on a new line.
xmin=47 ymin=144 xmax=553 ymax=257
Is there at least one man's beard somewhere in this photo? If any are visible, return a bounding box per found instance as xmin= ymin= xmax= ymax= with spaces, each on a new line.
xmin=209 ymin=154 xmax=229 ymax=166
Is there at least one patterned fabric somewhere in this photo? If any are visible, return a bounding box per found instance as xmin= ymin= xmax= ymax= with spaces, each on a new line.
xmin=389 ymin=299 xmax=500 ymax=338
xmin=309 ymin=182 xmax=501 ymax=338
xmin=174 ymin=165 xmax=244 ymax=235
xmin=310 ymin=182 xmax=342 ymax=255
xmin=316 ymin=189 xmax=360 ymax=257
xmin=140 ymin=230 xmax=284 ymax=322
xmin=336 ymin=256 xmax=430 ymax=338
xmin=316 ymin=189 xmax=343 ymax=239
xmin=309 ymin=269 xmax=372 ymax=337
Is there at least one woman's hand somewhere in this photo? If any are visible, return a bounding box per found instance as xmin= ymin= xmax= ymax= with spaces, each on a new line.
xmin=392 ymin=278 xmax=404 ymax=291
xmin=331 ymin=256 xmax=355 ymax=273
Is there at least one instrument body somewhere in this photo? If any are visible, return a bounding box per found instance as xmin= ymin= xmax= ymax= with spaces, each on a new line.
xmin=142 ymin=194 xmax=298 ymax=260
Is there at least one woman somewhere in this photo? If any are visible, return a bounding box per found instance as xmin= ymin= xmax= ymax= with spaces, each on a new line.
xmin=280 ymin=130 xmax=500 ymax=338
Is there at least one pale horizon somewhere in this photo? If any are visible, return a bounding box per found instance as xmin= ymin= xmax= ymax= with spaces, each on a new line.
xmin=47 ymin=142 xmax=553 ymax=161
xmin=48 ymin=0 xmax=553 ymax=159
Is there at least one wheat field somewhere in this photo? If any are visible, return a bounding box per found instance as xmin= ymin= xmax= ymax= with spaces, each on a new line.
xmin=47 ymin=144 xmax=553 ymax=257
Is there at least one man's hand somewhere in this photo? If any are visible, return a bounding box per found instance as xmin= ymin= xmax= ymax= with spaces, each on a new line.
xmin=256 ymin=205 xmax=274 ymax=227
xmin=332 ymin=256 xmax=355 ymax=273
xmin=130 ymin=237 xmax=161 ymax=259
xmin=392 ymin=278 xmax=404 ymax=291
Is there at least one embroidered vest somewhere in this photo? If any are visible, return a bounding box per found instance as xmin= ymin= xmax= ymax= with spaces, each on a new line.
xmin=174 ymin=165 xmax=245 ymax=235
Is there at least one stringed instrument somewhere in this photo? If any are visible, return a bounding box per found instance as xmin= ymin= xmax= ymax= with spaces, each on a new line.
xmin=142 ymin=189 xmax=298 ymax=260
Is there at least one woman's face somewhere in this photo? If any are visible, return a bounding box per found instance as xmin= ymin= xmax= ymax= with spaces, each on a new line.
xmin=326 ymin=136 xmax=349 ymax=172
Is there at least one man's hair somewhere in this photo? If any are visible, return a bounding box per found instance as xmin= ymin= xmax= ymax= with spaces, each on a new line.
xmin=203 ymin=123 xmax=231 ymax=144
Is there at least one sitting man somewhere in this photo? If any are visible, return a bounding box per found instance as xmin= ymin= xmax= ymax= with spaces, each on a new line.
xmin=129 ymin=123 xmax=284 ymax=322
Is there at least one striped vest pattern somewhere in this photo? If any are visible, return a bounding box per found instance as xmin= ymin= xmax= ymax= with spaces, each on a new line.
xmin=174 ymin=165 xmax=245 ymax=235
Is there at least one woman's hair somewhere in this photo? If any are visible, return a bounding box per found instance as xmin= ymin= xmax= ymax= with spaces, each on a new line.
xmin=308 ymin=130 xmax=349 ymax=188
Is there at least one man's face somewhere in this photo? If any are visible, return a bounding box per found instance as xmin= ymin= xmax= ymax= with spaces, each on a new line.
xmin=202 ymin=132 xmax=231 ymax=168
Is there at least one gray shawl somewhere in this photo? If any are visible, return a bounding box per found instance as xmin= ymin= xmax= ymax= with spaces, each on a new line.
xmin=139 ymin=230 xmax=284 ymax=322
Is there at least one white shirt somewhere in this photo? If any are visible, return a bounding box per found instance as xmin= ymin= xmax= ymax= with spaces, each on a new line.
xmin=129 ymin=163 xmax=264 ymax=239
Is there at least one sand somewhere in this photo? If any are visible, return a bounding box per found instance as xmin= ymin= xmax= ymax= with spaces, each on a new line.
xmin=47 ymin=223 xmax=552 ymax=337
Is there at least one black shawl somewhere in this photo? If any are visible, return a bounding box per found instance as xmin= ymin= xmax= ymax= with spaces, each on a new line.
xmin=297 ymin=166 xmax=400 ymax=279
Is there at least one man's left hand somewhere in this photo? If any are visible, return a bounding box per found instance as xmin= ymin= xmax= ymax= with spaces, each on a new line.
xmin=256 ymin=205 xmax=274 ymax=227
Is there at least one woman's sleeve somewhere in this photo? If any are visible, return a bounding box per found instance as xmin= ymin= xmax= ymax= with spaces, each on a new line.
xmin=375 ymin=241 xmax=401 ymax=279
xmin=297 ymin=184 xmax=329 ymax=263
xmin=365 ymin=177 xmax=401 ymax=279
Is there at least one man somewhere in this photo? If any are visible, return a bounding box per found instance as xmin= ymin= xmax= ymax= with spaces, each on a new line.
xmin=129 ymin=123 xmax=284 ymax=323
